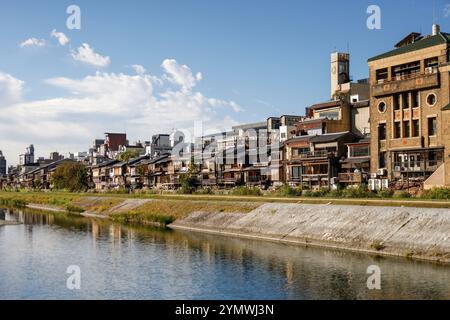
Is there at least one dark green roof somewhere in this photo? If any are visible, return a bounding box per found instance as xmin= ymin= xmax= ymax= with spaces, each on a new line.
xmin=442 ymin=103 xmax=450 ymax=111
xmin=368 ymin=33 xmax=450 ymax=62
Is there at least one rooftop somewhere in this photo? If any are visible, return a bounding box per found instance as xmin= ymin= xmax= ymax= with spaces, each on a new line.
xmin=368 ymin=32 xmax=450 ymax=62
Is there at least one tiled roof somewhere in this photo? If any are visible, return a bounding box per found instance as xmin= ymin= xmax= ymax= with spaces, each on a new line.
xmin=368 ymin=33 xmax=450 ymax=62
xmin=442 ymin=103 xmax=450 ymax=111
xmin=309 ymin=131 xmax=355 ymax=143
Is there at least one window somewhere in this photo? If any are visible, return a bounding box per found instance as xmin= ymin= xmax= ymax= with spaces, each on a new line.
xmin=394 ymin=122 xmax=401 ymax=138
xmin=350 ymin=145 xmax=370 ymax=157
xmin=376 ymin=68 xmax=388 ymax=83
xmin=317 ymin=110 xmax=340 ymax=120
xmin=292 ymin=167 xmax=301 ymax=179
xmin=403 ymin=121 xmax=410 ymax=138
xmin=379 ymin=152 xmax=386 ymax=168
xmin=426 ymin=93 xmax=437 ymax=106
xmin=428 ymin=117 xmax=437 ymax=136
xmin=402 ymin=93 xmax=410 ymax=109
xmin=392 ymin=61 xmax=420 ymax=80
xmin=377 ymin=101 xmax=387 ymax=113
xmin=393 ymin=94 xmax=401 ymax=110
xmin=411 ymin=91 xmax=419 ymax=108
xmin=378 ymin=123 xmax=386 ymax=140
xmin=425 ymin=57 xmax=439 ymax=69
xmin=412 ymin=119 xmax=420 ymax=137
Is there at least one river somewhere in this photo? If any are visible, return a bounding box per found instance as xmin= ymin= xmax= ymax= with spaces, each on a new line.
xmin=0 ymin=207 xmax=449 ymax=300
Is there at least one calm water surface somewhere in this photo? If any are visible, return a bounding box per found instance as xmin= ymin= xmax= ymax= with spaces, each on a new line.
xmin=0 ymin=207 xmax=449 ymax=300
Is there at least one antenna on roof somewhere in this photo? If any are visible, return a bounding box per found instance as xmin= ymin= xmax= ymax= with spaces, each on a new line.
xmin=433 ymin=0 xmax=437 ymax=24
xmin=347 ymin=42 xmax=350 ymax=54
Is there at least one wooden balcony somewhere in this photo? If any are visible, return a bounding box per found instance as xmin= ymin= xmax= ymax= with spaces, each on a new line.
xmin=292 ymin=150 xmax=337 ymax=160
xmin=372 ymin=72 xmax=439 ymax=97
xmin=338 ymin=172 xmax=363 ymax=183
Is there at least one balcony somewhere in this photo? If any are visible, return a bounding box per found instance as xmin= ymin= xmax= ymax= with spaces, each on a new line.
xmin=393 ymin=161 xmax=442 ymax=173
xmin=292 ymin=150 xmax=337 ymax=160
xmin=338 ymin=172 xmax=363 ymax=183
xmin=372 ymin=71 xmax=439 ymax=97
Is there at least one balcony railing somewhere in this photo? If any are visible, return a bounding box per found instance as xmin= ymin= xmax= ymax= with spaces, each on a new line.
xmin=292 ymin=150 xmax=337 ymax=159
xmin=338 ymin=172 xmax=363 ymax=183
xmin=393 ymin=161 xmax=442 ymax=173
xmin=372 ymin=70 xmax=439 ymax=97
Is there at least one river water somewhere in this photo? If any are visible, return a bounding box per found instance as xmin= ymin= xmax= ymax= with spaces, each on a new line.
xmin=0 ymin=207 xmax=449 ymax=300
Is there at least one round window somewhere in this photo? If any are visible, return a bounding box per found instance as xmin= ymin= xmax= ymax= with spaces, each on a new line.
xmin=377 ymin=101 xmax=387 ymax=113
xmin=427 ymin=93 xmax=437 ymax=106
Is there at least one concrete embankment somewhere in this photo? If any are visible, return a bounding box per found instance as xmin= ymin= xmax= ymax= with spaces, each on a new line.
xmin=170 ymin=203 xmax=450 ymax=264
xmin=0 ymin=220 xmax=21 ymax=226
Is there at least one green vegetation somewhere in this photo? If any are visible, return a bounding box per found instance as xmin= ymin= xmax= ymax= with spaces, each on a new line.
xmin=0 ymin=197 xmax=28 ymax=208
xmin=421 ymin=187 xmax=450 ymax=200
xmin=51 ymin=163 xmax=90 ymax=192
xmin=117 ymin=149 xmax=140 ymax=162
xmin=231 ymin=186 xmax=263 ymax=196
xmin=65 ymin=204 xmax=85 ymax=213
xmin=111 ymin=200 xmax=259 ymax=226
xmin=178 ymin=174 xmax=199 ymax=194
xmin=371 ymin=241 xmax=386 ymax=251
xmin=271 ymin=185 xmax=301 ymax=197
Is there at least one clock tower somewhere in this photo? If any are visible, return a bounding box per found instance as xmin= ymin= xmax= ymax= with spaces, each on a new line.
xmin=331 ymin=52 xmax=350 ymax=99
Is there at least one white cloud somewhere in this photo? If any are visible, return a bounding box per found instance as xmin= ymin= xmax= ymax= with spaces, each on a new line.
xmin=161 ymin=59 xmax=203 ymax=92
xmin=71 ymin=43 xmax=111 ymax=68
xmin=0 ymin=72 xmax=24 ymax=107
xmin=131 ymin=64 xmax=146 ymax=75
xmin=0 ymin=59 xmax=242 ymax=164
xmin=50 ymin=29 xmax=70 ymax=46
xmin=19 ymin=38 xmax=46 ymax=48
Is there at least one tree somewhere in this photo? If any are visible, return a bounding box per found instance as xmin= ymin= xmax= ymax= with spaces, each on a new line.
xmin=178 ymin=157 xmax=200 ymax=194
xmin=117 ymin=149 xmax=140 ymax=162
xmin=51 ymin=163 xmax=90 ymax=192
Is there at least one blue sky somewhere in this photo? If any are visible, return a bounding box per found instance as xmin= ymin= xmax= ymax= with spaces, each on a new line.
xmin=1 ymin=0 xmax=450 ymax=163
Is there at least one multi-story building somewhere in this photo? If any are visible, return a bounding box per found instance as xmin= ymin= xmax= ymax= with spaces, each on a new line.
xmin=0 ymin=151 xmax=6 ymax=176
xmin=368 ymin=24 xmax=450 ymax=188
xmin=283 ymin=51 xmax=370 ymax=188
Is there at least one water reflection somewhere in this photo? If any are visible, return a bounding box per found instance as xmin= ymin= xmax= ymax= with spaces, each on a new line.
xmin=0 ymin=207 xmax=449 ymax=300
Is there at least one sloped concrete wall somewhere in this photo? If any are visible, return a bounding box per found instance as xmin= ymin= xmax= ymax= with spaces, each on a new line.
xmin=170 ymin=203 xmax=450 ymax=263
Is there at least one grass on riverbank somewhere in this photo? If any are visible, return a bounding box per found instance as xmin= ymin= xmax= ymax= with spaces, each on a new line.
xmin=111 ymin=200 xmax=260 ymax=226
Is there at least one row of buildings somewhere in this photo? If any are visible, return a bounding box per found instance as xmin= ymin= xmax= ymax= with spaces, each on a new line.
xmin=1 ymin=24 xmax=450 ymax=192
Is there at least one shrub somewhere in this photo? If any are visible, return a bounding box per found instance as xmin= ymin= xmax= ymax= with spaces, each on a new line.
xmin=303 ymin=188 xmax=330 ymax=198
xmin=273 ymin=185 xmax=301 ymax=197
xmin=231 ymin=186 xmax=262 ymax=196
xmin=393 ymin=190 xmax=412 ymax=199
xmin=194 ymin=187 xmax=214 ymax=195
xmin=341 ymin=184 xmax=375 ymax=198
xmin=377 ymin=189 xmax=394 ymax=198
xmin=421 ymin=187 xmax=450 ymax=200
xmin=65 ymin=204 xmax=84 ymax=213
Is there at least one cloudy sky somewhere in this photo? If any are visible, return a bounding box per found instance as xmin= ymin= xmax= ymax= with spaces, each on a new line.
xmin=0 ymin=0 xmax=449 ymax=164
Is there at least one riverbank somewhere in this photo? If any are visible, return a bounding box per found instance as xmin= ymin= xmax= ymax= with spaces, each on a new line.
xmin=0 ymin=220 xmax=21 ymax=226
xmin=170 ymin=203 xmax=450 ymax=264
xmin=0 ymin=191 xmax=449 ymax=264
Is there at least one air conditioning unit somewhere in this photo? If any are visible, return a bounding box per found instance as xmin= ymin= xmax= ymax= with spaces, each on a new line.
xmin=377 ymin=169 xmax=386 ymax=176
xmin=382 ymin=179 xmax=389 ymax=190
xmin=425 ymin=67 xmax=433 ymax=74
xmin=394 ymin=166 xmax=401 ymax=172
xmin=371 ymin=173 xmax=378 ymax=179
